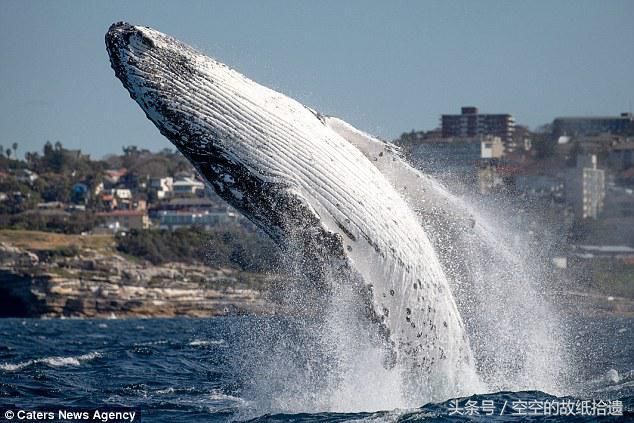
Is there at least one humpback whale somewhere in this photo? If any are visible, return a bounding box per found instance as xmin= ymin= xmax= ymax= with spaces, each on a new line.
xmin=106 ymin=22 xmax=479 ymax=400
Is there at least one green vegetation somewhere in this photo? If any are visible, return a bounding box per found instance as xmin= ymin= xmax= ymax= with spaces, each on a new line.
xmin=0 ymin=141 xmax=284 ymax=273
xmin=0 ymin=227 xmax=282 ymax=274
xmin=105 ymin=146 xmax=191 ymax=178
xmin=394 ymin=129 xmax=439 ymax=147
xmin=115 ymin=227 xmax=280 ymax=272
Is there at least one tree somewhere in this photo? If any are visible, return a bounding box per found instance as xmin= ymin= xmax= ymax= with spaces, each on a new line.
xmin=43 ymin=141 xmax=53 ymax=157
xmin=25 ymin=152 xmax=38 ymax=165
xmin=11 ymin=142 xmax=18 ymax=159
xmin=123 ymin=145 xmax=139 ymax=156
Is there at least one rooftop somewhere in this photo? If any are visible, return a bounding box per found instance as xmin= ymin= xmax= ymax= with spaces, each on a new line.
xmin=173 ymin=177 xmax=204 ymax=186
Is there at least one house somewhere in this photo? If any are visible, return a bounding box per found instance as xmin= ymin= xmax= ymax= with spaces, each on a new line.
xmin=157 ymin=209 xmax=238 ymax=230
xmin=158 ymin=197 xmax=217 ymax=211
xmin=172 ymin=177 xmax=205 ymax=195
xmin=97 ymin=210 xmax=150 ymax=231
xmin=99 ymin=188 xmax=132 ymax=209
xmin=149 ymin=177 xmax=173 ymax=199
xmin=150 ymin=176 xmax=173 ymax=191
xmin=480 ymin=135 xmax=505 ymax=159
xmin=111 ymin=188 xmax=132 ymax=200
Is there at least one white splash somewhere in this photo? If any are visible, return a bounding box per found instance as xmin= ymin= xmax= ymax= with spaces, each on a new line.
xmin=0 ymin=352 xmax=102 ymax=372
xmin=324 ymin=116 xmax=572 ymax=396
xmin=106 ymin=22 xmax=572 ymax=415
xmin=107 ymin=22 xmax=482 ymax=407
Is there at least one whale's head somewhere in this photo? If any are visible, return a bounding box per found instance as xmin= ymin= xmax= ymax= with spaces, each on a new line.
xmin=106 ymin=22 xmax=219 ymax=158
xmin=105 ymin=22 xmax=331 ymax=239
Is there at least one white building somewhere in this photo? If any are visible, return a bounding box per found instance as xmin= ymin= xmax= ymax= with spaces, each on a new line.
xmin=173 ymin=177 xmax=205 ymax=195
xmin=565 ymin=154 xmax=605 ymax=220
xmin=480 ymin=135 xmax=505 ymax=159
xmin=108 ymin=188 xmax=133 ymax=200
xmin=150 ymin=177 xmax=173 ymax=199
xmin=97 ymin=210 xmax=150 ymax=231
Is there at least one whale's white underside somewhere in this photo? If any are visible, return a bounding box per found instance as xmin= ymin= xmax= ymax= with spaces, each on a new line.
xmin=106 ymin=23 xmax=479 ymax=399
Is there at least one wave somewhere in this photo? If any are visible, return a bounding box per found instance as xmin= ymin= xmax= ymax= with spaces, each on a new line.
xmin=243 ymin=390 xmax=632 ymax=422
xmin=582 ymin=369 xmax=634 ymax=395
xmin=188 ymin=339 xmax=226 ymax=347
xmin=0 ymin=352 xmax=102 ymax=372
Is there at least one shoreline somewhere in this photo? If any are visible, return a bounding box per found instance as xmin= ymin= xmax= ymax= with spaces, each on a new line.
xmin=0 ymin=233 xmax=279 ymax=319
xmin=0 ymin=230 xmax=632 ymax=319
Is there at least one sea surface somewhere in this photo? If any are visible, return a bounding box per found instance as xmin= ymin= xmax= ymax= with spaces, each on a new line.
xmin=0 ymin=316 xmax=631 ymax=422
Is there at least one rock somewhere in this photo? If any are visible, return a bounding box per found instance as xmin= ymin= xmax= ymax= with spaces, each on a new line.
xmin=0 ymin=243 xmax=276 ymax=318
xmin=0 ymin=242 xmax=39 ymax=267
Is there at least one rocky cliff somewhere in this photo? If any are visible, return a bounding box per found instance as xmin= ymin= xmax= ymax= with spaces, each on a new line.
xmin=0 ymin=241 xmax=276 ymax=318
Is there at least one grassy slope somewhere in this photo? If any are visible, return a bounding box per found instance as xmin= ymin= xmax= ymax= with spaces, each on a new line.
xmin=0 ymin=229 xmax=115 ymax=253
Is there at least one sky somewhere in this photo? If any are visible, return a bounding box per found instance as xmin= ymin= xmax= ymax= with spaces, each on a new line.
xmin=1 ymin=0 xmax=633 ymax=159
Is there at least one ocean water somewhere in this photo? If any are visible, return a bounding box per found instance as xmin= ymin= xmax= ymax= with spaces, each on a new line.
xmin=0 ymin=316 xmax=631 ymax=422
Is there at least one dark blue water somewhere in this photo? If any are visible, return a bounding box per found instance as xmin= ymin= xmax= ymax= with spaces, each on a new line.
xmin=0 ymin=317 xmax=631 ymax=422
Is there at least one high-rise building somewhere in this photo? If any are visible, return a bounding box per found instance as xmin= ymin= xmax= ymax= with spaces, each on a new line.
xmin=441 ymin=106 xmax=515 ymax=144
